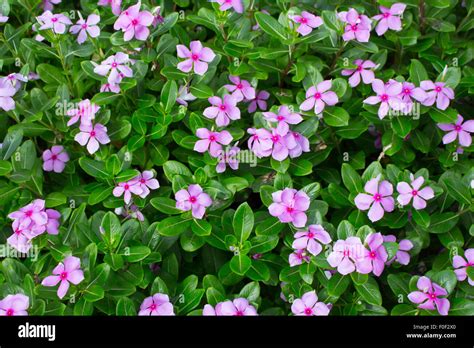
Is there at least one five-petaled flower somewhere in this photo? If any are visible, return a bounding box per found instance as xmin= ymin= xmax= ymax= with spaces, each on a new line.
xmin=203 ymin=95 xmax=240 ymax=127
xmin=114 ymin=1 xmax=154 ymax=41
xmin=363 ymin=79 xmax=403 ymax=119
xmin=177 ymin=41 xmax=216 ymax=76
xmin=224 ymin=75 xmax=255 ymax=102
xmin=42 ymin=145 xmax=69 ymax=173
xmin=42 ymin=256 xmax=85 ymax=299
xmin=354 ymin=175 xmax=395 ymax=222
xmin=36 ymin=11 xmax=72 ymax=34
xmin=357 ymin=233 xmax=388 ymax=277
xmin=420 ymin=80 xmax=454 ymax=110
xmin=175 ymin=184 xmax=212 ymax=219
xmin=452 ymin=249 xmax=474 ymax=286
xmin=94 ymin=52 xmax=133 ymax=85
xmin=396 ymin=174 xmax=434 ymax=210
xmin=372 ymin=3 xmax=406 ymax=36
xmin=408 ymin=276 xmax=450 ymax=316
xmin=263 ymin=105 xmax=303 ymax=136
xmin=292 ymin=225 xmax=331 ymax=256
xmin=203 ymin=298 xmax=257 ymax=316
xmin=212 ymin=0 xmax=244 ymax=14
xmin=194 ymin=128 xmax=233 ymax=157
xmin=0 ymin=294 xmax=29 ymax=316
xmin=300 ymin=80 xmax=338 ymax=115
xmin=138 ymin=293 xmax=175 ymax=316
xmin=291 ymin=291 xmax=330 ymax=316
xmin=327 ymin=237 xmax=366 ymax=275
xmin=69 ymin=13 xmax=100 ymax=44
xmin=268 ymin=188 xmax=310 ymax=227
xmin=290 ymin=11 xmax=323 ymax=36
xmin=437 ymin=114 xmax=474 ymax=147
xmin=339 ymin=8 xmax=372 ymax=42
xmin=74 ymin=123 xmax=110 ymax=154
xmin=341 ymin=59 xmax=376 ymax=87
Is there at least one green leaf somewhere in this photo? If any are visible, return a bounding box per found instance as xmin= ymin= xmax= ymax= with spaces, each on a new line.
xmin=254 ymin=12 xmax=289 ymax=42
xmin=91 ymin=92 xmax=120 ymax=106
xmin=83 ymin=285 xmax=104 ymax=302
xmin=341 ymin=163 xmax=363 ymax=194
xmin=229 ymin=254 xmax=252 ymax=276
xmin=161 ymin=80 xmax=178 ymax=113
xmin=328 ymin=274 xmax=351 ymax=297
xmin=37 ymin=63 xmax=66 ymax=85
xmin=429 ymin=108 xmax=458 ymax=123
xmin=191 ymin=219 xmax=212 ymax=236
xmin=323 ymin=107 xmax=350 ymax=127
xmin=428 ymin=213 xmax=459 ymax=234
xmin=116 ymin=297 xmax=136 ymax=316
xmin=45 ymin=192 xmax=67 ymax=207
xmin=1 ymin=129 xmax=23 ymax=160
xmin=158 ymin=216 xmax=192 ymax=236
xmin=239 ymin=281 xmax=260 ymax=303
xmin=412 ymin=209 xmax=430 ymax=228
xmin=409 ymin=59 xmax=429 ymax=85
xmin=233 ymin=202 xmax=254 ymax=244
xmin=123 ymin=246 xmax=151 ymax=263
xmin=78 ymin=158 xmax=111 ymax=180
xmin=150 ymin=197 xmax=182 ymax=214
xmin=354 ymin=277 xmax=382 ymax=305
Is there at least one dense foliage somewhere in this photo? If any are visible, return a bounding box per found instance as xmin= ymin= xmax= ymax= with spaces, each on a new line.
xmin=0 ymin=0 xmax=473 ymax=316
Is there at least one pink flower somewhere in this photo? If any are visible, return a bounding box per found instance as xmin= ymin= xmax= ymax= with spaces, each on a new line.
xmin=248 ymin=90 xmax=269 ymax=113
xmin=74 ymin=123 xmax=110 ymax=155
xmin=203 ymin=95 xmax=240 ymax=127
xmin=45 ymin=209 xmax=61 ymax=235
xmin=0 ymin=15 xmax=7 ymax=23
xmin=339 ymin=8 xmax=372 ymax=42
xmin=42 ymin=145 xmax=69 ymax=173
xmin=408 ymin=276 xmax=450 ymax=316
xmin=290 ymin=11 xmax=323 ymax=36
xmin=7 ymin=220 xmax=34 ymax=253
xmin=8 ymin=199 xmax=48 ymax=229
xmin=176 ymin=41 xmax=216 ymax=76
xmin=114 ymin=2 xmax=154 ymax=41
xmin=354 ymin=175 xmax=395 ymax=222
xmin=115 ymin=204 xmax=145 ymax=222
xmin=327 ymin=237 xmax=367 ymax=275
xmin=300 ymin=80 xmax=338 ymax=115
xmin=247 ymin=128 xmax=273 ymax=158
xmin=292 ymin=225 xmax=331 ymax=256
xmin=176 ymin=85 xmax=196 ymax=106
xmin=98 ymin=0 xmax=122 ymax=15
xmin=138 ymin=293 xmax=175 ymax=316
xmin=437 ymin=114 xmax=474 ymax=147
xmin=268 ymin=128 xmax=298 ymax=161
xmin=42 ymin=0 xmax=61 ymax=11
xmin=363 ymin=79 xmax=403 ymax=119
xmin=341 ymin=59 xmax=376 ymax=87
xmin=175 ymin=184 xmax=212 ymax=219
xmin=2 ymin=73 xmax=28 ymax=92
xmin=289 ymin=249 xmax=311 ymax=267
xmin=397 ymin=174 xmax=434 ymax=210
xmin=0 ymin=294 xmax=29 ymax=316
xmin=113 ymin=178 xmax=143 ymax=204
xmin=206 ymin=298 xmax=257 ymax=316
xmin=42 ymin=256 xmax=85 ymax=299
xmin=0 ymin=78 xmax=16 ymax=111
xmin=357 ymin=233 xmax=388 ymax=276
xmin=213 ymin=0 xmax=244 ymax=14
xmin=398 ymin=81 xmax=428 ymax=114
xmin=420 ymin=80 xmax=454 ymax=110
xmin=383 ymin=235 xmax=413 ymax=265
xmin=263 ymin=106 xmax=303 ymax=136
xmin=453 ymin=249 xmax=474 ymax=286
xmin=194 ymin=128 xmax=233 ymax=157
xmin=372 ymin=3 xmax=406 ymax=36
xmin=216 ymin=146 xmax=240 ymax=173
xmin=268 ymin=188 xmax=310 ymax=228
xmin=93 ymin=52 xmax=133 ymax=84
xmin=36 ymin=11 xmax=72 ymax=34
xmin=151 ymin=6 xmax=164 ymax=27
xmin=224 ymin=75 xmax=255 ymax=102
xmin=70 ymin=14 xmax=100 ymax=44
xmin=136 ymin=171 xmax=160 ymax=198
xmin=100 ymin=82 xmax=120 ymax=93
xmin=286 ymin=131 xmax=310 ymax=158
xmin=66 ymin=99 xmax=99 ymax=126
xmin=291 ymin=291 xmax=330 ymax=316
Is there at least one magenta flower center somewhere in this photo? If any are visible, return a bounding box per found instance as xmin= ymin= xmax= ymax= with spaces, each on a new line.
xmin=304 ymin=308 xmax=313 ymax=315
xmin=356 ymin=65 xmax=362 ymax=72
xmin=131 ymin=19 xmax=138 ymax=26
xmin=411 ymin=189 xmax=418 ymax=196
xmin=51 ymin=154 xmax=58 ymax=160
xmin=300 ymin=17 xmax=308 ymax=24
xmin=25 ymin=210 xmax=33 ymax=217
xmin=435 ymin=86 xmax=442 ymax=92
xmin=277 ymin=115 xmax=284 ymax=121
xmin=150 ymin=303 xmax=157 ymax=311
xmin=209 ymin=135 xmax=216 ymax=142
xmin=307 ymin=232 xmax=314 ymax=239
xmin=189 ymin=196 xmax=197 ymax=203
xmin=90 ymin=130 xmax=96 ymax=137
xmin=271 ymin=135 xmax=280 ymax=143
xmin=351 ymin=24 xmax=358 ymax=31
xmin=191 ymin=54 xmax=199 ymax=61
xmin=6 ymin=308 xmax=14 ymax=316
xmin=112 ymin=62 xmax=118 ymax=68
xmin=286 ymin=206 xmax=294 ymax=213
xmin=237 ymin=83 xmax=243 ymax=89
xmin=314 ymin=92 xmax=321 ymax=99
xmin=428 ymin=292 xmax=437 ymax=300
xmin=81 ymin=23 xmax=87 ymax=29
xmin=369 ymin=251 xmax=376 ymax=259
xmin=235 ymin=310 xmax=244 ymax=316
xmin=124 ymin=184 xmax=130 ymax=190
xmin=140 ymin=179 xmax=146 ymax=184
xmin=60 ymin=272 xmax=68 ymax=280
xmin=455 ymin=125 xmax=462 ymax=132
xmin=15 ymin=228 xmax=21 ymax=235
xmin=52 ymin=17 xmax=58 ymax=22
xmin=383 ymin=12 xmax=390 ymax=18
xmin=380 ymin=94 xmax=388 ymax=102
xmin=343 ymin=249 xmax=350 ymax=257
xmin=404 ymin=88 xmax=411 ymax=95
xmin=219 ymin=104 xmax=226 ymax=111
xmin=373 ymin=193 xmax=382 ymax=202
